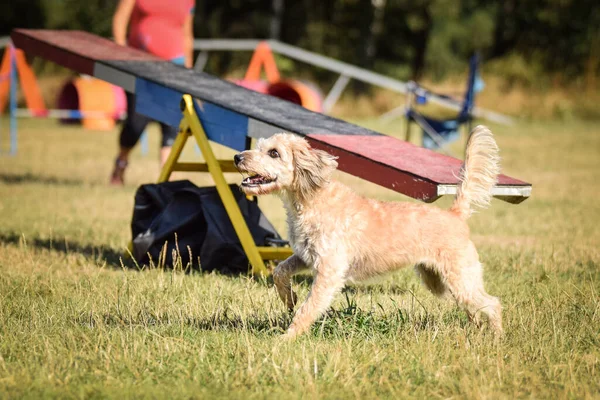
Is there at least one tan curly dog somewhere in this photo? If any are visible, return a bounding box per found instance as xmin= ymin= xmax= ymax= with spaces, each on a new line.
xmin=234 ymin=126 xmax=502 ymax=339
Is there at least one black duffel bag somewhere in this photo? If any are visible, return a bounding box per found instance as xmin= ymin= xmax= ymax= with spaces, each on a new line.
xmin=130 ymin=180 xmax=283 ymax=274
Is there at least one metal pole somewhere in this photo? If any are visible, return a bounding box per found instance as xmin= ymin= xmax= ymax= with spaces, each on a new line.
xmin=410 ymin=112 xmax=456 ymax=157
xmin=190 ymin=39 xmax=513 ymax=125
xmin=379 ymin=104 xmax=406 ymax=123
xmin=194 ymin=51 xmax=209 ymax=72
xmin=9 ymin=44 xmax=17 ymax=155
xmin=404 ymin=82 xmax=414 ymax=142
xmin=141 ymin=130 xmax=148 ymax=155
xmin=323 ymin=74 xmax=350 ymax=114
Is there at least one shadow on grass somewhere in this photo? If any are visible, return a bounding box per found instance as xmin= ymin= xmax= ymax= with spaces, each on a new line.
xmin=85 ymin=293 xmax=447 ymax=338
xmin=91 ymin=306 xmax=442 ymax=337
xmin=187 ymin=311 xmax=292 ymax=334
xmin=85 ymin=309 xmax=292 ymax=336
xmin=0 ymin=172 xmax=85 ymax=187
xmin=0 ymin=231 xmax=129 ymax=269
xmin=0 ymin=231 xmax=275 ymax=278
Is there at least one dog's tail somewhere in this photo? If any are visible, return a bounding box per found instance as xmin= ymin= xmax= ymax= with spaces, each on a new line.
xmin=450 ymin=125 xmax=500 ymax=220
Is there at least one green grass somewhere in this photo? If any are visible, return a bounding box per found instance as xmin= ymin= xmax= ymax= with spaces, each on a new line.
xmin=0 ymin=118 xmax=599 ymax=399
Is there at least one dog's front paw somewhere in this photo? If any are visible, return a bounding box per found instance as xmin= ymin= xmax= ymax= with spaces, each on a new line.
xmin=280 ymin=329 xmax=299 ymax=341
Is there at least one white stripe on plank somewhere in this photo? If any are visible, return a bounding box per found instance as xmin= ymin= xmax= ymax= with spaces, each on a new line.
xmin=93 ymin=63 xmax=136 ymax=93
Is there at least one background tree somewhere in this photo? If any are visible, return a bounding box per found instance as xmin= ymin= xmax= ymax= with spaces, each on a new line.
xmin=0 ymin=0 xmax=597 ymax=88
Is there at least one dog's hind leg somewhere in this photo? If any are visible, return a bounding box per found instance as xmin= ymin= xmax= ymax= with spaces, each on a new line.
xmin=443 ymin=256 xmax=503 ymax=334
xmin=283 ymin=256 xmax=348 ymax=339
xmin=273 ymin=254 xmax=307 ymax=311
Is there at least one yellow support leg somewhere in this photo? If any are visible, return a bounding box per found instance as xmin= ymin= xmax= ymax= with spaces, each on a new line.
xmin=158 ymin=119 xmax=192 ymax=183
xmin=141 ymin=94 xmax=293 ymax=275
xmin=257 ymin=246 xmax=294 ymax=260
xmin=180 ymin=95 xmax=270 ymax=276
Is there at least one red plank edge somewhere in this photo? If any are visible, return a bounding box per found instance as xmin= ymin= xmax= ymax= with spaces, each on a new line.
xmin=10 ymin=29 xmax=160 ymax=76
xmin=307 ymin=134 xmax=531 ymax=203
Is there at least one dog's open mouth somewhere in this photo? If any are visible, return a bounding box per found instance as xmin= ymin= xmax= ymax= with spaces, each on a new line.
xmin=241 ymin=173 xmax=276 ymax=187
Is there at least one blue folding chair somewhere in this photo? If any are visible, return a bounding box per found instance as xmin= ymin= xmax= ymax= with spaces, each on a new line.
xmin=405 ymin=54 xmax=481 ymax=151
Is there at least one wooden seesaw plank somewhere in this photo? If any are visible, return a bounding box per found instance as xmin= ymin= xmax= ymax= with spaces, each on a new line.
xmin=306 ymin=134 xmax=530 ymax=203
xmin=10 ymin=29 xmax=531 ymax=203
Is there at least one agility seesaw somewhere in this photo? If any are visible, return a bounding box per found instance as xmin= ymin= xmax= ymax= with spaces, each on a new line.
xmin=11 ymin=29 xmax=532 ymax=275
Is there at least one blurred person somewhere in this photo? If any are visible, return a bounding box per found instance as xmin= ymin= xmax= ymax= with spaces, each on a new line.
xmin=110 ymin=0 xmax=195 ymax=185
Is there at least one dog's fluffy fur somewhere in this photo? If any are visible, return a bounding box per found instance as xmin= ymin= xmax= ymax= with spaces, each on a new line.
xmin=235 ymin=126 xmax=502 ymax=339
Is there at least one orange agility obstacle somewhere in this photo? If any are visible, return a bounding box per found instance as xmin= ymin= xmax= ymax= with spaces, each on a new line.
xmin=234 ymin=42 xmax=323 ymax=112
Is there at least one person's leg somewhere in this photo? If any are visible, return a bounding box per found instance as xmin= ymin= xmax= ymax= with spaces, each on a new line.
xmin=111 ymin=93 xmax=150 ymax=184
xmin=159 ymin=122 xmax=179 ymax=167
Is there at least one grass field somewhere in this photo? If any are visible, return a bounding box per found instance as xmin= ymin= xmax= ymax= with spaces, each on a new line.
xmin=0 ymin=117 xmax=599 ymax=399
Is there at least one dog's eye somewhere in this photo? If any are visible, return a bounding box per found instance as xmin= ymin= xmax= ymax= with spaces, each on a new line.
xmin=268 ymin=149 xmax=280 ymax=158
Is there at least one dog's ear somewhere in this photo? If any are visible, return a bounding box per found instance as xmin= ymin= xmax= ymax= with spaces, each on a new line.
xmin=292 ymin=142 xmax=338 ymax=196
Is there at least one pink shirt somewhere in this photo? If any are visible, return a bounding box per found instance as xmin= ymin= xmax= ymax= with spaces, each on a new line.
xmin=128 ymin=0 xmax=195 ymax=61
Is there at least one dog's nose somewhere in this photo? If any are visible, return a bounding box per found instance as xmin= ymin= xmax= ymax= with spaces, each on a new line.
xmin=234 ymin=153 xmax=244 ymax=166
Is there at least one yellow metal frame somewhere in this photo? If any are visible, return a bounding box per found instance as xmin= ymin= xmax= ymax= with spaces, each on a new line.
xmin=156 ymin=94 xmax=293 ymax=275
